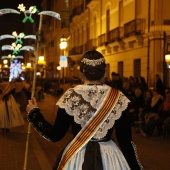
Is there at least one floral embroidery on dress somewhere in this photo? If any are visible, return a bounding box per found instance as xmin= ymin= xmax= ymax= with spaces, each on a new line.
xmin=57 ymin=85 xmax=130 ymax=139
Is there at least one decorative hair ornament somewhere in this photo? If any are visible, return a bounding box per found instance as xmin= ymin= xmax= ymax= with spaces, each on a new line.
xmin=81 ymin=58 xmax=105 ymax=66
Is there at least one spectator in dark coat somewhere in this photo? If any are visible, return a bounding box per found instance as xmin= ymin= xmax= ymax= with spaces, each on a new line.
xmin=110 ymin=72 xmax=123 ymax=91
xmin=155 ymin=74 xmax=165 ymax=97
xmin=128 ymin=87 xmax=145 ymax=126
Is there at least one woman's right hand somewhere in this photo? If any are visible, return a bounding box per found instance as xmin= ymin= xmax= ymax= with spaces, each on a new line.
xmin=26 ymin=97 xmax=38 ymax=113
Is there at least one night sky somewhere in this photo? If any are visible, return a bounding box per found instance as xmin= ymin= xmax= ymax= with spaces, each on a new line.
xmin=0 ymin=0 xmax=43 ymax=58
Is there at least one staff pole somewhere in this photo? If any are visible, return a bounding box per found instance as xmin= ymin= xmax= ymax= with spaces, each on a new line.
xmin=23 ymin=14 xmax=43 ymax=170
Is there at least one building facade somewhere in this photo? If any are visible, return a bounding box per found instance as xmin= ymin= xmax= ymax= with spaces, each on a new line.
xmin=42 ymin=0 xmax=170 ymax=88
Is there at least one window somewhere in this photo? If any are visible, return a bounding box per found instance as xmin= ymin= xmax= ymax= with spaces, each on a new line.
xmin=118 ymin=61 xmax=123 ymax=78
xmin=106 ymin=9 xmax=110 ymax=41
xmin=136 ymin=0 xmax=141 ymax=17
xmin=134 ymin=59 xmax=141 ymax=77
xmin=86 ymin=22 xmax=89 ymax=41
xmin=106 ymin=64 xmax=110 ymax=80
xmin=106 ymin=9 xmax=110 ymax=33
xmin=119 ymin=0 xmax=123 ymax=23
xmin=94 ymin=16 xmax=97 ymax=38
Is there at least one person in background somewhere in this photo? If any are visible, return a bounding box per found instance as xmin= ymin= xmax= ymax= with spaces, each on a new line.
xmin=135 ymin=90 xmax=152 ymax=133
xmin=26 ymin=50 xmax=143 ymax=170
xmin=128 ymin=87 xmax=145 ymax=126
xmin=140 ymin=89 xmax=168 ymax=137
xmin=0 ymin=80 xmax=24 ymax=132
xmin=110 ymin=72 xmax=123 ymax=91
xmin=137 ymin=76 xmax=148 ymax=93
xmin=155 ymin=74 xmax=165 ymax=97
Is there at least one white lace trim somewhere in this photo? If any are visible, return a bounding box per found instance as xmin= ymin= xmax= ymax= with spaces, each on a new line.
xmin=56 ymin=85 xmax=130 ymax=139
xmin=131 ymin=141 xmax=144 ymax=170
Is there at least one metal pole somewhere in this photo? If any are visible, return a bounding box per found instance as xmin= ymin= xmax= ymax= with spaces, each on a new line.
xmin=23 ymin=14 xmax=43 ymax=170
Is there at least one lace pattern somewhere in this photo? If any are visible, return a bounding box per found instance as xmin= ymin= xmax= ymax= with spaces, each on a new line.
xmin=57 ymin=85 xmax=130 ymax=139
xmin=131 ymin=141 xmax=144 ymax=170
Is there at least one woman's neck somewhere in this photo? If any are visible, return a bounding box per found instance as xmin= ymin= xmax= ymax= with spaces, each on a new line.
xmin=84 ymin=79 xmax=101 ymax=85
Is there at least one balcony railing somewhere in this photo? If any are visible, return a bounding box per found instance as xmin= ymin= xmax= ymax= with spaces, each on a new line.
xmin=69 ymin=46 xmax=83 ymax=55
xmin=69 ymin=47 xmax=77 ymax=55
xmin=77 ymin=45 xmax=84 ymax=54
xmin=124 ymin=19 xmax=145 ymax=37
xmin=69 ymin=39 xmax=98 ymax=55
xmin=70 ymin=4 xmax=84 ymax=21
xmin=85 ymin=38 xmax=98 ymax=51
xmin=107 ymin=27 xmax=123 ymax=43
xmin=98 ymin=34 xmax=106 ymax=46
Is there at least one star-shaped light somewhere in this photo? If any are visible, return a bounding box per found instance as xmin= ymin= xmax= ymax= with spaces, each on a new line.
xmin=18 ymin=4 xmax=26 ymax=12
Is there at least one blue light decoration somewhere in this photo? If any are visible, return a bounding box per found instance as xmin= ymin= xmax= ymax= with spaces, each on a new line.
xmin=9 ymin=59 xmax=22 ymax=82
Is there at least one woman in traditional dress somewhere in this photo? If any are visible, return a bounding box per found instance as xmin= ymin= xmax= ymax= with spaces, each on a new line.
xmin=27 ymin=50 xmax=143 ymax=170
xmin=0 ymin=81 xmax=25 ymax=132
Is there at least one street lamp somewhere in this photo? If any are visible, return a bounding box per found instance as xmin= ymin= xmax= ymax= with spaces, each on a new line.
xmin=59 ymin=35 xmax=68 ymax=90
xmin=26 ymin=62 xmax=32 ymax=68
xmin=57 ymin=64 xmax=61 ymax=70
xmin=165 ymin=54 xmax=170 ymax=68
xmin=59 ymin=37 xmax=67 ymax=52
xmin=3 ymin=59 xmax=8 ymax=65
xmin=38 ymin=56 xmax=45 ymax=65
xmin=165 ymin=53 xmax=170 ymax=87
xmin=3 ymin=59 xmax=8 ymax=68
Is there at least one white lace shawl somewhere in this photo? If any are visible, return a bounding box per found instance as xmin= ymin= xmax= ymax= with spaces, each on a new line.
xmin=56 ymin=84 xmax=130 ymax=139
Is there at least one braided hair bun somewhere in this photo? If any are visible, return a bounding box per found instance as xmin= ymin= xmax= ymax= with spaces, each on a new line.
xmin=80 ymin=50 xmax=106 ymax=81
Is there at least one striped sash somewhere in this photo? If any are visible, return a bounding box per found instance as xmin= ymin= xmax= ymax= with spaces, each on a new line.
xmin=57 ymin=88 xmax=120 ymax=170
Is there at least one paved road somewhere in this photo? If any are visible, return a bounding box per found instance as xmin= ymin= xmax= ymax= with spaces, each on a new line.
xmin=0 ymin=93 xmax=170 ymax=170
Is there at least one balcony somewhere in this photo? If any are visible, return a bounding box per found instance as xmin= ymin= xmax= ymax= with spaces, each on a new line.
xmin=70 ymin=4 xmax=84 ymax=21
xmin=124 ymin=19 xmax=145 ymax=38
xmin=107 ymin=27 xmax=124 ymax=43
xmin=85 ymin=38 xmax=98 ymax=51
xmin=69 ymin=46 xmax=83 ymax=55
xmin=98 ymin=34 xmax=106 ymax=46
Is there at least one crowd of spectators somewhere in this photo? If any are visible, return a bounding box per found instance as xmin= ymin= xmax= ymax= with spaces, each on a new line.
xmin=107 ymin=72 xmax=170 ymax=138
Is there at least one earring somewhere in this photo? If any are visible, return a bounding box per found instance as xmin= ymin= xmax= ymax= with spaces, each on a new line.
xmin=81 ymin=74 xmax=84 ymax=84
